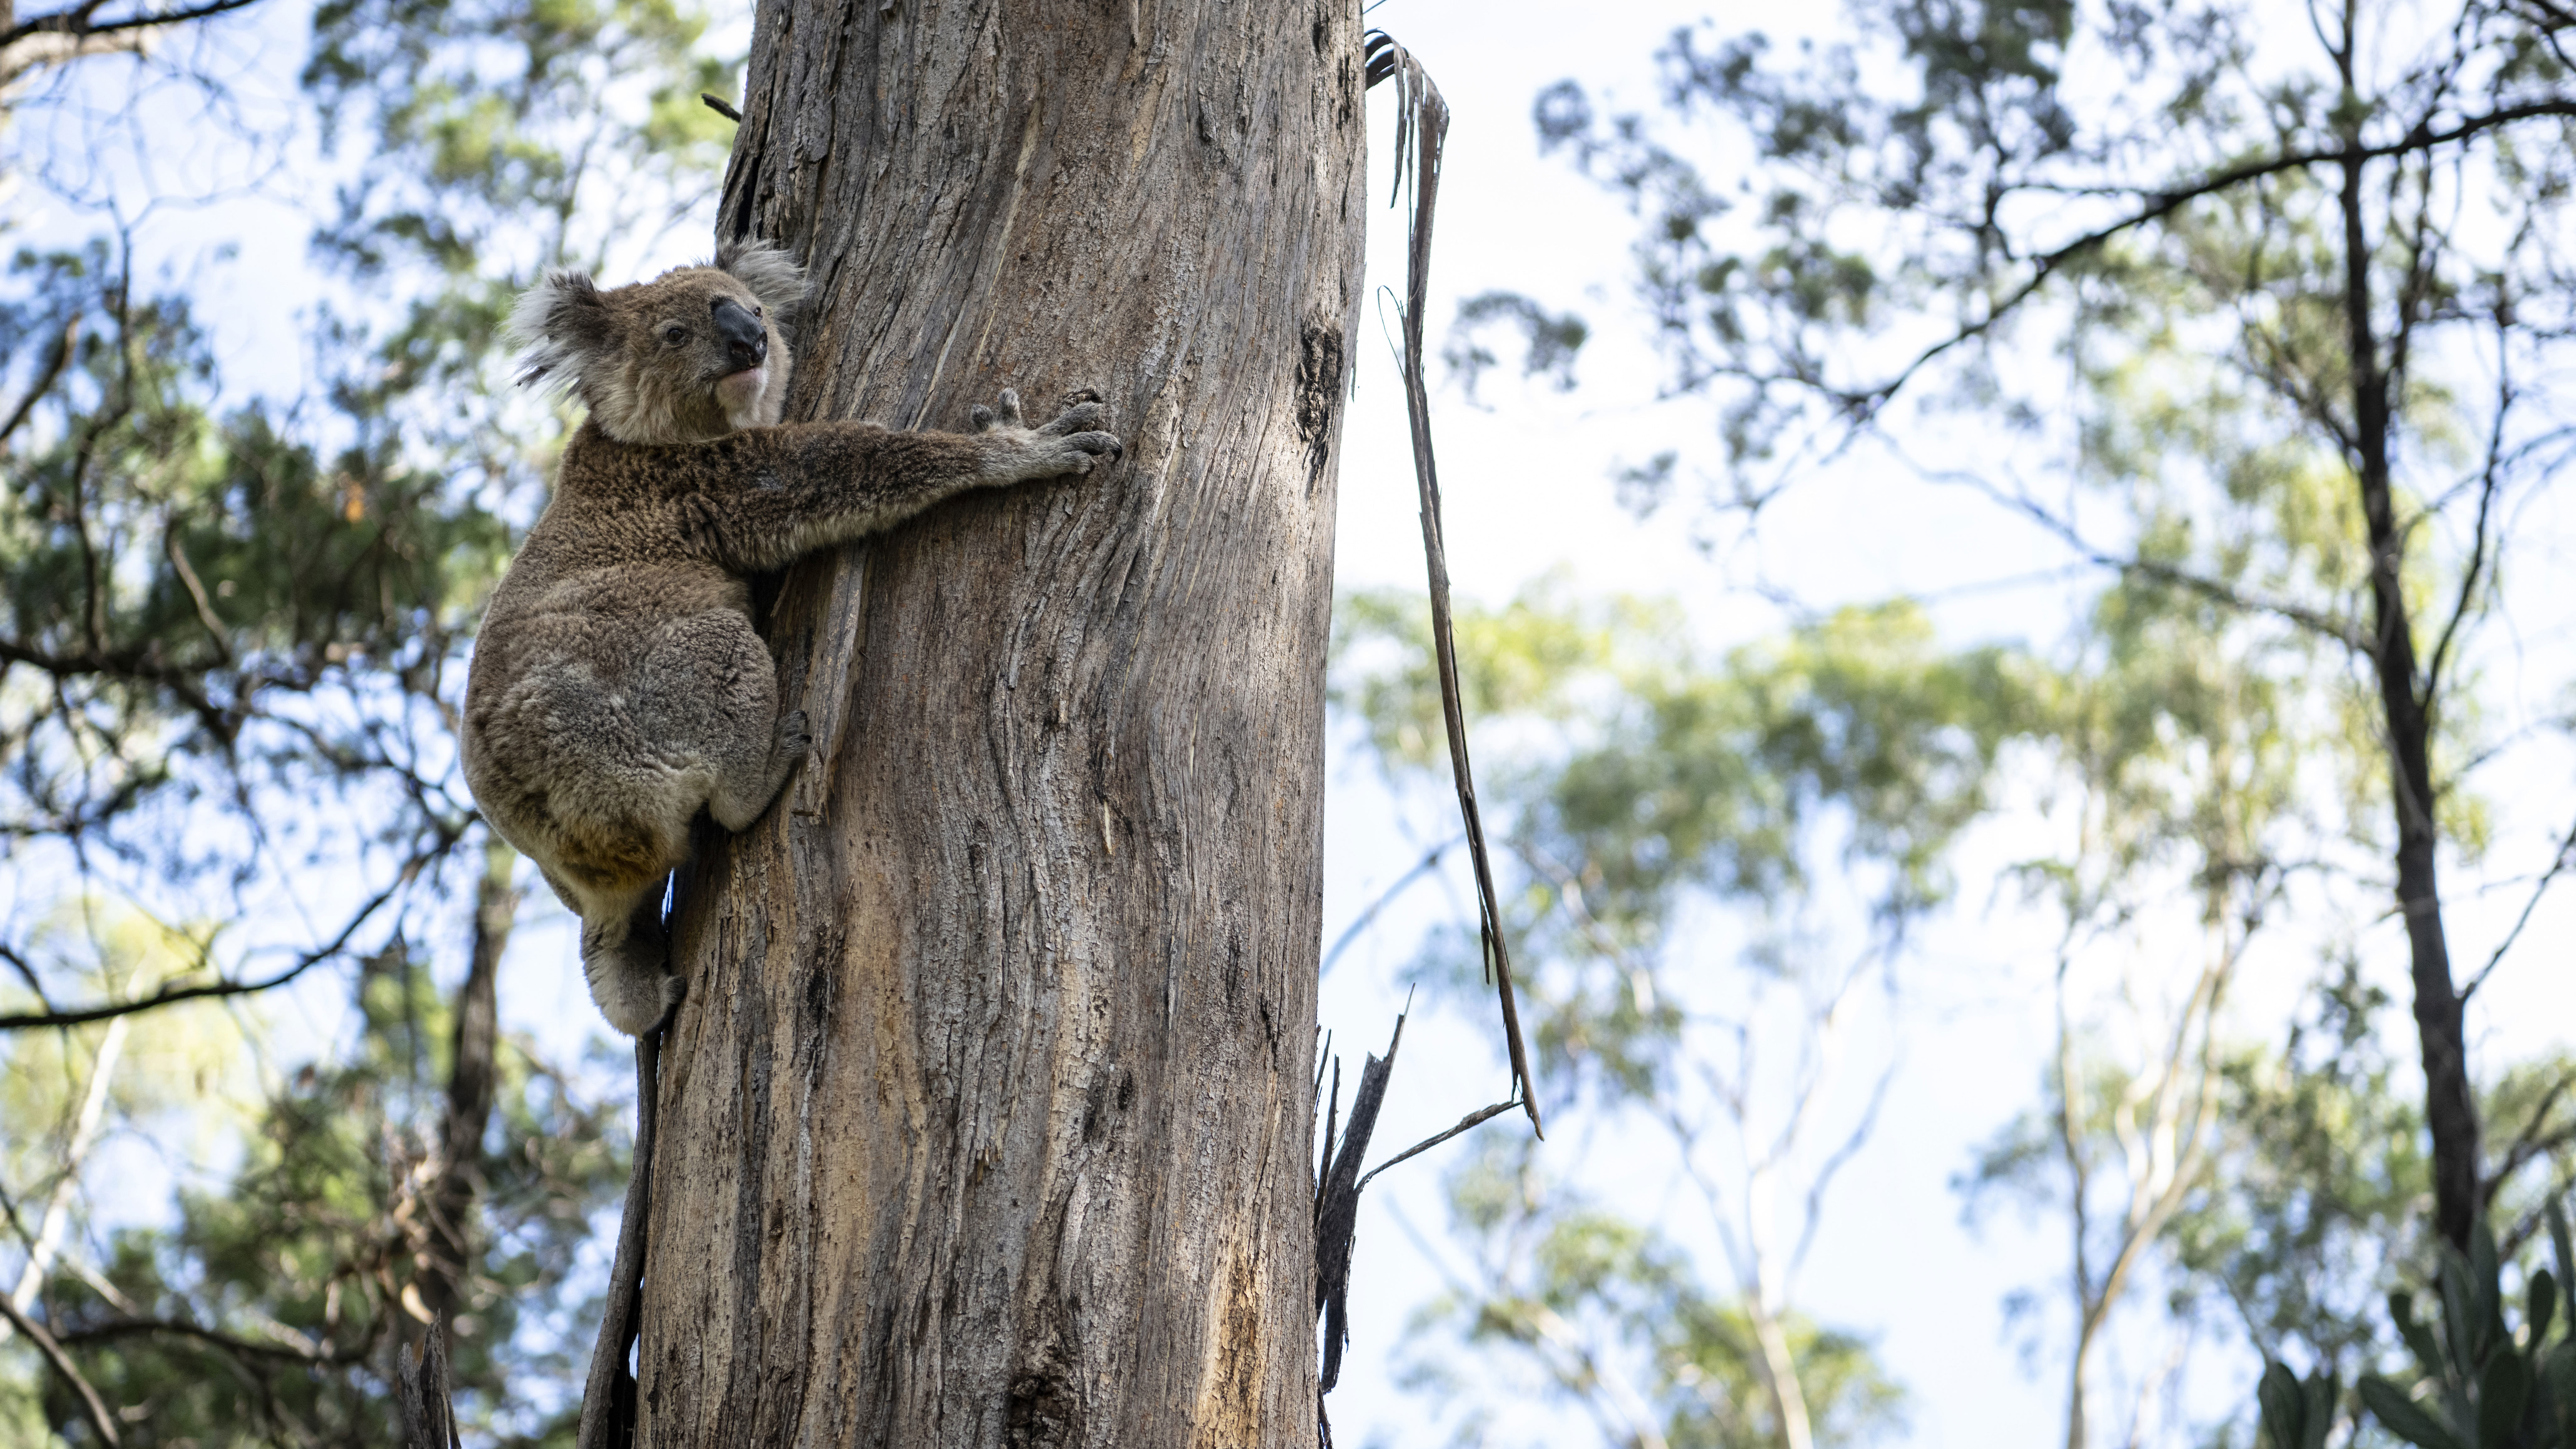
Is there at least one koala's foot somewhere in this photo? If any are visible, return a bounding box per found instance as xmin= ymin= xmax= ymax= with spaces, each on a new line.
xmin=971 ymin=388 xmax=1123 ymax=483
xmin=755 ymin=707 xmax=811 ymax=815
xmin=775 ymin=707 xmax=812 ymax=761
xmin=582 ymin=905 xmax=679 ymax=1037
xmin=647 ymin=971 xmax=688 ymax=1035
xmin=713 ymin=708 xmax=811 ymax=831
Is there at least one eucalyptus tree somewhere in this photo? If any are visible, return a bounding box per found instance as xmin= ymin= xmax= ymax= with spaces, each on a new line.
xmin=1336 ymin=583 xmax=2023 ymax=1447
xmin=612 ymin=3 xmax=1365 ymax=1440
xmin=1531 ymin=0 xmax=2576 ymax=1265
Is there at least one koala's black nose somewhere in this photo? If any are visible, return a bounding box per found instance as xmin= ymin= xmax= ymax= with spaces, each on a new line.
xmin=711 ymin=296 xmax=767 ymax=371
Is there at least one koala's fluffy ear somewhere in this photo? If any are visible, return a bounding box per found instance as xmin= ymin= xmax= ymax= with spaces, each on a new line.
xmin=715 ymin=239 xmax=808 ymax=316
xmin=506 ymin=270 xmax=618 ymax=399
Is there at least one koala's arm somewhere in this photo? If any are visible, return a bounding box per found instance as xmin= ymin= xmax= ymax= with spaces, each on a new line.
xmin=661 ymin=392 xmax=1118 ymax=573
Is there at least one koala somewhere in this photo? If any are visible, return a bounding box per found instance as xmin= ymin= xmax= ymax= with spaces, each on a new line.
xmin=461 ymin=240 xmax=1121 ymax=1035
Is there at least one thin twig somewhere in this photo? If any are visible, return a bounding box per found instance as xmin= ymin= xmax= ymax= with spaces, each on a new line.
xmin=0 ymin=313 xmax=78 ymax=448
xmin=0 ymin=870 xmax=411 ymax=1030
xmin=1924 ymin=465 xmax=2364 ymax=650
xmin=2459 ymin=807 xmax=2576 ymax=1002
xmin=163 ymin=523 xmax=233 ymax=665
xmin=57 ymin=1313 xmax=358 ymax=1362
xmin=1353 ymin=1096 xmax=1525 ymax=1197
xmin=1319 ymin=834 xmax=1461 ymax=978
xmin=1849 ymin=97 xmax=2576 ymax=416
xmin=0 ymin=942 xmax=55 ymax=1012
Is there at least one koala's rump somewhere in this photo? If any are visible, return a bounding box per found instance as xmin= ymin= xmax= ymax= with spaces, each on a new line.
xmin=463 ymin=601 xmax=776 ymax=908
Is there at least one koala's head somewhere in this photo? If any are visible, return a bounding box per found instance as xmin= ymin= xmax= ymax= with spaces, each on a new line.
xmin=507 ymin=240 xmax=809 ymax=445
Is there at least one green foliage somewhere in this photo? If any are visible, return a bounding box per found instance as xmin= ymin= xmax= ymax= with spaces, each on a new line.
xmin=305 ymin=0 xmax=742 ymax=436
xmin=2167 ymin=963 xmax=2426 ymax=1377
xmin=1525 ymin=4 xmax=2576 ymax=1435
xmin=1336 ymin=580 xmax=2029 ymax=950
xmin=1334 ymin=582 xmax=2020 ymax=1441
xmin=1445 ymin=290 xmax=1589 ymax=401
xmin=2255 ymin=1359 xmax=2341 ymax=1449
xmin=1408 ymin=1140 xmax=1906 ymax=1449
xmin=0 ymin=240 xmax=510 ymax=862
xmin=39 ymin=949 xmax=629 ymax=1447
xmin=2325 ymin=1210 xmax=2576 ymax=1449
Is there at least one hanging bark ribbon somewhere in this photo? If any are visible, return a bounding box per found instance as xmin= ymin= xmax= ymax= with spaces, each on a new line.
xmin=1364 ymin=29 xmax=1542 ymax=1139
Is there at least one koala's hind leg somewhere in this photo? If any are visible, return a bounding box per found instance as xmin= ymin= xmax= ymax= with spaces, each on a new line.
xmin=650 ymin=611 xmax=805 ymax=832
xmin=710 ymin=706 xmax=811 ymax=832
xmin=580 ymin=884 xmax=683 ymax=1036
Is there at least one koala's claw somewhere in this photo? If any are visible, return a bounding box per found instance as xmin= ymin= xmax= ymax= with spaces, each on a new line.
xmin=1039 ymin=400 xmax=1107 ymax=437
xmin=971 ymin=389 xmax=1029 ymax=433
xmin=970 ymin=388 xmax=1121 ymax=477
xmin=777 ymin=708 xmax=812 ymax=757
xmin=1062 ymin=430 xmax=1121 ymax=461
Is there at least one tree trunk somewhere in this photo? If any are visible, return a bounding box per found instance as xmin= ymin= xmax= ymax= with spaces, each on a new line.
xmin=2337 ymin=143 xmax=2479 ymax=1251
xmin=418 ymin=838 xmax=515 ymax=1332
xmin=634 ymin=3 xmax=1364 ymax=1445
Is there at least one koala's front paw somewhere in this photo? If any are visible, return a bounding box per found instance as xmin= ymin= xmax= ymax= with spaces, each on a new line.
xmin=971 ymin=388 xmax=1124 ymax=482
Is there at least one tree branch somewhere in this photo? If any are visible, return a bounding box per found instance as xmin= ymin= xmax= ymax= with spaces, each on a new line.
xmin=1861 ymin=96 xmax=2576 ymax=412
xmin=2458 ymin=807 xmax=2576 ymax=1003
xmin=2481 ymin=1068 xmax=2576 ymax=1206
xmin=2 ymin=0 xmax=262 ymax=46
xmin=2423 ymin=305 xmax=2516 ymax=700
xmin=1928 ymin=467 xmax=2365 ymax=649
xmin=55 ymin=1313 xmax=358 ymax=1363
xmin=0 ymin=1296 xmax=120 ymax=1447
xmin=0 ymin=871 xmax=410 ymax=1030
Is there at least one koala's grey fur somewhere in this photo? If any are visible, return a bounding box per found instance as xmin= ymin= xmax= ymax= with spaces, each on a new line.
xmin=462 ymin=240 xmax=1121 ymax=1035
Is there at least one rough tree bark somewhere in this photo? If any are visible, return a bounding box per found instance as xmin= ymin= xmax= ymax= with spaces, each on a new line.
xmin=632 ymin=3 xmax=1364 ymax=1445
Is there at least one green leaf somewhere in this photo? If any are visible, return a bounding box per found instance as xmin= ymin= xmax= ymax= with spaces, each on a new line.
xmin=2303 ymin=1366 xmax=2341 ymax=1449
xmin=2552 ymin=1201 xmax=2574 ymax=1335
xmin=2400 ymin=1290 xmax=2454 ymax=1380
xmin=2361 ymin=1374 xmax=2473 ymax=1449
xmin=2448 ymin=1252 xmax=2484 ymax=1375
xmin=2481 ymin=1349 xmax=2530 ymax=1449
xmin=2475 ymin=1221 xmax=2506 ymax=1361
xmin=2259 ymin=1360 xmax=2308 ymax=1449
xmin=2536 ymin=1270 xmax=2560 ymax=1353
xmin=2367 ymin=1373 xmax=2476 ymax=1449
xmin=2548 ymin=1341 xmax=2576 ymax=1448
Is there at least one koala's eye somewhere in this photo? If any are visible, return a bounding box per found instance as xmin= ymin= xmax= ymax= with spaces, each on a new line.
xmin=662 ymin=325 xmax=687 ymax=345
xmin=751 ymin=305 xmax=764 ymax=319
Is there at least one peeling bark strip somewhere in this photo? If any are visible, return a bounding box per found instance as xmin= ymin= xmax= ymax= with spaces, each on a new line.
xmin=635 ymin=3 xmax=1364 ymax=1445
xmin=1366 ymin=31 xmax=1541 ymax=1139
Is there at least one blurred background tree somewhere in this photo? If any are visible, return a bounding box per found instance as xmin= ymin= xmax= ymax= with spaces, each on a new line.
xmin=0 ymin=0 xmax=739 ymax=1441
xmin=1527 ymin=0 xmax=2576 ymax=1260
xmin=1451 ymin=0 xmax=2576 ymax=1441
